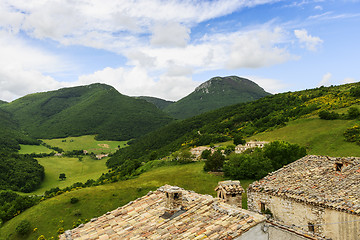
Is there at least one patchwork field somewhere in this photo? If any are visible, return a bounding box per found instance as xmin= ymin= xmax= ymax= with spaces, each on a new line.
xmin=18 ymin=144 xmax=54 ymax=154
xmin=0 ymin=162 xmax=253 ymax=240
xmin=41 ymin=135 xmax=127 ymax=154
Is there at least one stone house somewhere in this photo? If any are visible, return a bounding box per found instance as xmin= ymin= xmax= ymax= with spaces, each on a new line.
xmin=60 ymin=182 xmax=322 ymax=240
xmin=247 ymin=155 xmax=360 ymax=240
xmin=60 ymin=184 xmax=266 ymax=240
xmin=190 ymin=146 xmax=214 ymax=159
xmin=235 ymin=141 xmax=268 ymax=153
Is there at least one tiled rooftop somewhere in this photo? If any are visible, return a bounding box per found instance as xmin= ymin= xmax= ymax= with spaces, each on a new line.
xmin=215 ymin=180 xmax=244 ymax=194
xmin=60 ymin=185 xmax=265 ymax=240
xmin=248 ymin=155 xmax=360 ymax=215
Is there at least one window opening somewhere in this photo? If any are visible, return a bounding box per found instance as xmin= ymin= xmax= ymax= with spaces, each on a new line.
xmin=335 ymin=163 xmax=343 ymax=172
xmin=261 ymin=202 xmax=266 ymax=212
xmin=308 ymin=223 xmax=315 ymax=232
xmin=174 ymin=193 xmax=179 ymax=200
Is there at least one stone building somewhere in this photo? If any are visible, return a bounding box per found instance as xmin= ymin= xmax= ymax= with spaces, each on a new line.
xmin=235 ymin=141 xmax=268 ymax=153
xmin=247 ymin=155 xmax=360 ymax=240
xmin=215 ymin=180 xmax=244 ymax=208
xmin=60 ymin=183 xmax=324 ymax=240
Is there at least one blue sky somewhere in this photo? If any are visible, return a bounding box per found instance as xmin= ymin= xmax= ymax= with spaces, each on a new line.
xmin=0 ymin=0 xmax=359 ymax=101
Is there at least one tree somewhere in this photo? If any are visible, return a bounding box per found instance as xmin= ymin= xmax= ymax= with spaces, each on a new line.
xmin=347 ymin=107 xmax=360 ymax=119
xmin=16 ymin=220 xmax=31 ymax=235
xmin=59 ymin=173 xmax=66 ymax=180
xmin=204 ymin=150 xmax=225 ymax=172
xmin=233 ymin=135 xmax=246 ymax=145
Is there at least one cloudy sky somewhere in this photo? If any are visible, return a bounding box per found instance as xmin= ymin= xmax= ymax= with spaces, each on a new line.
xmin=0 ymin=0 xmax=359 ymax=102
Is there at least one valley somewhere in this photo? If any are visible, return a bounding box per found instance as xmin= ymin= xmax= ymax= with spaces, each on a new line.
xmin=1 ymin=79 xmax=360 ymax=239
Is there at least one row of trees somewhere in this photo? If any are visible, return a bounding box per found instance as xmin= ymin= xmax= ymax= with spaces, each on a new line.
xmin=202 ymin=141 xmax=306 ymax=180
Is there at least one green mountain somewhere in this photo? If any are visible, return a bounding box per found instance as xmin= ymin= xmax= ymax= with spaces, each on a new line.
xmin=0 ymin=108 xmax=38 ymax=151
xmin=0 ymin=100 xmax=7 ymax=105
xmin=136 ymin=96 xmax=174 ymax=110
xmin=1 ymin=83 xmax=174 ymax=140
xmin=107 ymin=82 xmax=360 ymax=170
xmin=163 ymin=76 xmax=271 ymax=119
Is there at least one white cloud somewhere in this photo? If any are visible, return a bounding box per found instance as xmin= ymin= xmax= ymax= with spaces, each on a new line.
xmin=247 ymin=76 xmax=288 ymax=93
xmin=0 ymin=30 xmax=73 ymax=101
xmin=343 ymin=78 xmax=357 ymax=84
xmin=76 ymin=66 xmax=197 ymax=101
xmin=226 ymin=28 xmax=294 ymax=68
xmin=151 ymin=22 xmax=190 ymax=47
xmin=319 ymin=72 xmax=332 ymax=86
xmin=314 ymin=5 xmax=323 ymax=10
xmin=294 ymin=29 xmax=323 ymax=51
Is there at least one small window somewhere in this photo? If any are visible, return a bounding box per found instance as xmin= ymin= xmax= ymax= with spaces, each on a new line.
xmin=232 ymin=193 xmax=236 ymax=197
xmin=261 ymin=202 xmax=266 ymax=212
xmin=174 ymin=193 xmax=179 ymax=200
xmin=166 ymin=193 xmax=169 ymax=198
xmin=308 ymin=223 xmax=315 ymax=232
xmin=335 ymin=163 xmax=343 ymax=172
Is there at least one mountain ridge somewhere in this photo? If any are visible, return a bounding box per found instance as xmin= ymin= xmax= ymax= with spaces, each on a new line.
xmin=1 ymin=83 xmax=174 ymax=140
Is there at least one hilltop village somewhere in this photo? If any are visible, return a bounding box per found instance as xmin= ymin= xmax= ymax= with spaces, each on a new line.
xmin=60 ymin=148 xmax=360 ymax=240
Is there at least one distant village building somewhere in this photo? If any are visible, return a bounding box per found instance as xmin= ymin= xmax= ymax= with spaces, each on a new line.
xmin=235 ymin=141 xmax=268 ymax=153
xmin=247 ymin=155 xmax=360 ymax=240
xmin=95 ymin=153 xmax=108 ymax=160
xmin=190 ymin=146 xmax=214 ymax=159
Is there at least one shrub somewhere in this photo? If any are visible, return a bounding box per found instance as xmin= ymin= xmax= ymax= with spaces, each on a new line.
xmin=16 ymin=220 xmax=31 ymax=235
xmin=318 ymin=110 xmax=339 ymax=120
xmin=70 ymin=197 xmax=79 ymax=204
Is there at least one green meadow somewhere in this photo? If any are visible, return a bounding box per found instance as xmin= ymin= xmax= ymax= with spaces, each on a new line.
xmin=0 ymin=162 xmax=254 ymax=240
xmin=251 ymin=117 xmax=360 ymax=157
xmin=18 ymin=144 xmax=54 ymax=154
xmin=41 ymin=135 xmax=127 ymax=154
xmin=30 ymin=156 xmax=108 ymax=195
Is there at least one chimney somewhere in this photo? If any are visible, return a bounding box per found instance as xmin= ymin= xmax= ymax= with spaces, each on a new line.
xmin=164 ymin=186 xmax=183 ymax=214
xmin=215 ymin=180 xmax=244 ymax=208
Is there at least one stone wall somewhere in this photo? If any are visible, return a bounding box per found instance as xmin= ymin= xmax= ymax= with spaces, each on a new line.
xmin=247 ymin=191 xmax=360 ymax=240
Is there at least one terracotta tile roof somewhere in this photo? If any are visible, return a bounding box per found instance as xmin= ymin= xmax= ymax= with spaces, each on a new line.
xmin=214 ymin=180 xmax=244 ymax=194
xmin=248 ymin=155 xmax=360 ymax=215
xmin=60 ymin=185 xmax=265 ymax=240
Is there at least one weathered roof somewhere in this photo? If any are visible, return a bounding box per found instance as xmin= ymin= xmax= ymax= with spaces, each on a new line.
xmin=60 ymin=185 xmax=265 ymax=240
xmin=215 ymin=180 xmax=244 ymax=194
xmin=248 ymin=155 xmax=360 ymax=215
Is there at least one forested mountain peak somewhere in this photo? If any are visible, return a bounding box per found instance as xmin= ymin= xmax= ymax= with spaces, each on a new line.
xmin=164 ymin=76 xmax=271 ymax=119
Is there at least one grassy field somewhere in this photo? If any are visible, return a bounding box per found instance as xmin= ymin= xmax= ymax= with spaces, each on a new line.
xmin=18 ymin=145 xmax=54 ymax=154
xmin=42 ymin=135 xmax=127 ymax=154
xmin=27 ymin=156 xmax=108 ymax=195
xmin=0 ymin=162 xmax=254 ymax=240
xmin=251 ymin=117 xmax=360 ymax=157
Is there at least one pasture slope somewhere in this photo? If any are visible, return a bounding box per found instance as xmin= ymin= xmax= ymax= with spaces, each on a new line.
xmin=0 ymin=162 xmax=250 ymax=240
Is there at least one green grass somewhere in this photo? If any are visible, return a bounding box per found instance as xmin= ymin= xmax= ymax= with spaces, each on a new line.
xmin=26 ymin=156 xmax=108 ymax=195
xmin=250 ymin=117 xmax=360 ymax=157
xmin=0 ymin=162 xmax=253 ymax=240
xmin=42 ymin=135 xmax=127 ymax=154
xmin=18 ymin=145 xmax=54 ymax=154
